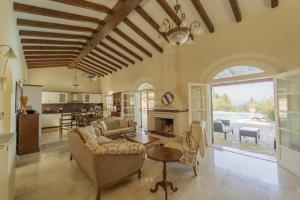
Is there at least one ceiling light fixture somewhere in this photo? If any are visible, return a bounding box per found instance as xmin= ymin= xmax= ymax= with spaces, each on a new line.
xmin=158 ymin=0 xmax=202 ymax=46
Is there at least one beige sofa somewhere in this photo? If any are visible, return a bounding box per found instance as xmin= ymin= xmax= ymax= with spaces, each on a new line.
xmin=94 ymin=118 xmax=136 ymax=138
xmin=68 ymin=126 xmax=144 ymax=200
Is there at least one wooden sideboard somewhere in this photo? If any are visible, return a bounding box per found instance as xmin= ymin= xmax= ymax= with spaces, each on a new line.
xmin=17 ymin=113 xmax=40 ymax=155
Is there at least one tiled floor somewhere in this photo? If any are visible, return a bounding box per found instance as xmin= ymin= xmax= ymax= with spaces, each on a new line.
xmin=15 ymin=130 xmax=300 ymax=200
xmin=214 ymin=122 xmax=276 ymax=157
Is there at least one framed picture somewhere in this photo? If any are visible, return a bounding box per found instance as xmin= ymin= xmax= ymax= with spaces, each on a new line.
xmin=15 ymin=82 xmax=23 ymax=113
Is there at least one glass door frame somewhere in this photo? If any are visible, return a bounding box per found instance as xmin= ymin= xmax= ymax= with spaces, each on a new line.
xmin=188 ymin=83 xmax=213 ymax=146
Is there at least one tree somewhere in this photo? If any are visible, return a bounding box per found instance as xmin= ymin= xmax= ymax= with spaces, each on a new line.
xmin=213 ymin=93 xmax=236 ymax=112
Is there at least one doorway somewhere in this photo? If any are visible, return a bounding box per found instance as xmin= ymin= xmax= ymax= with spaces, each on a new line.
xmin=211 ymin=80 xmax=276 ymax=158
xmin=137 ymin=84 xmax=155 ymax=130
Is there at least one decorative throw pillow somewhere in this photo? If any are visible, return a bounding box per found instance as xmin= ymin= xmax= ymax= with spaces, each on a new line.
xmin=99 ymin=121 xmax=107 ymax=131
xmin=77 ymin=125 xmax=97 ymax=141
xmin=119 ymin=119 xmax=129 ymax=128
xmin=96 ymin=136 xmax=112 ymax=144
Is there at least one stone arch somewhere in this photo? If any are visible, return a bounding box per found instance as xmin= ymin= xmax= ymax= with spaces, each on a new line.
xmin=201 ymin=53 xmax=284 ymax=83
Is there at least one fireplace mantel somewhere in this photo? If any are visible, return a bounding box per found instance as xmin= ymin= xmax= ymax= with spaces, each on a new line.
xmin=148 ymin=110 xmax=188 ymax=136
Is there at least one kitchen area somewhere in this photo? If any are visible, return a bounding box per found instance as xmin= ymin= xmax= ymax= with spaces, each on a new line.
xmin=41 ymin=91 xmax=103 ymax=129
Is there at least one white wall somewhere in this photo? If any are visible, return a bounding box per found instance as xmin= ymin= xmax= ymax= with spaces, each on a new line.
xmin=27 ymin=67 xmax=101 ymax=93
xmin=0 ymin=0 xmax=27 ymax=133
xmin=101 ymin=0 xmax=300 ymax=109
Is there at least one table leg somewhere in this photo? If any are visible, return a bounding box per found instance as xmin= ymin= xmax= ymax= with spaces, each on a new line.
xmin=150 ymin=162 xmax=178 ymax=200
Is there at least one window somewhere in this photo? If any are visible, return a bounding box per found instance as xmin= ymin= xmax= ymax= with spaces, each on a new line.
xmin=214 ymin=66 xmax=264 ymax=80
xmin=106 ymin=91 xmax=113 ymax=111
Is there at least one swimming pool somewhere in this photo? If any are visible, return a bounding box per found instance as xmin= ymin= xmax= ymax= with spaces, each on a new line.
xmin=213 ymin=111 xmax=255 ymax=122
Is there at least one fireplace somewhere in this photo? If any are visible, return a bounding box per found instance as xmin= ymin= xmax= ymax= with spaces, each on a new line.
xmin=154 ymin=117 xmax=174 ymax=136
xmin=148 ymin=110 xmax=188 ymax=137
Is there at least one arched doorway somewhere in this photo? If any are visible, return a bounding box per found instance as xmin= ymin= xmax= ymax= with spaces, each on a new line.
xmin=2 ymin=67 xmax=13 ymax=133
xmin=137 ymin=83 xmax=155 ymax=130
xmin=210 ymin=66 xmax=276 ymax=159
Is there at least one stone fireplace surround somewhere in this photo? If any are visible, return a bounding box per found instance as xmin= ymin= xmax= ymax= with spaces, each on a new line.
xmin=148 ymin=110 xmax=188 ymax=137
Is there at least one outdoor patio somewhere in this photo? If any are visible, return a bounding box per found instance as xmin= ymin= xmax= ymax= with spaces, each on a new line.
xmin=213 ymin=121 xmax=276 ymax=157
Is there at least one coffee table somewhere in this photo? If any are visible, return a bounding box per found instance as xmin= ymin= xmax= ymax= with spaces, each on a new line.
xmin=239 ymin=127 xmax=260 ymax=144
xmin=147 ymin=146 xmax=183 ymax=200
xmin=122 ymin=131 xmax=159 ymax=147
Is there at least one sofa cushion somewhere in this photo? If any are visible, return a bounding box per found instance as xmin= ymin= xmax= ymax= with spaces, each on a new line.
xmin=119 ymin=119 xmax=129 ymax=128
xmin=100 ymin=121 xmax=108 ymax=131
xmin=96 ymin=136 xmax=113 ymax=144
xmin=103 ymin=127 xmax=135 ymax=137
xmin=106 ymin=119 xmax=120 ymax=130
xmin=77 ymin=125 xmax=97 ymax=142
xmin=85 ymin=139 xmax=145 ymax=155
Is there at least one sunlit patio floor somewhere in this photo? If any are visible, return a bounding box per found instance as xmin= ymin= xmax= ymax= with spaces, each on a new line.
xmin=213 ymin=121 xmax=276 ymax=158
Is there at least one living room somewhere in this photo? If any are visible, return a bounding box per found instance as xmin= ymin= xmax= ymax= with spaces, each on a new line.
xmin=1 ymin=0 xmax=300 ymax=200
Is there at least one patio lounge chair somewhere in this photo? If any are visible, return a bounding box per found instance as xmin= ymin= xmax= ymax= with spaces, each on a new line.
xmin=213 ymin=119 xmax=233 ymax=140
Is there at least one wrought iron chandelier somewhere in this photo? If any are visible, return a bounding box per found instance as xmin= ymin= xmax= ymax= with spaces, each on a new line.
xmin=159 ymin=0 xmax=202 ymax=46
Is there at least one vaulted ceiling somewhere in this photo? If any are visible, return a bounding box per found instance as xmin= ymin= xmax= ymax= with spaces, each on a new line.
xmin=14 ymin=0 xmax=279 ymax=77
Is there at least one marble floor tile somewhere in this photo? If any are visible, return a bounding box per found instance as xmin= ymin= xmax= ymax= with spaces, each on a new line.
xmin=15 ymin=131 xmax=300 ymax=200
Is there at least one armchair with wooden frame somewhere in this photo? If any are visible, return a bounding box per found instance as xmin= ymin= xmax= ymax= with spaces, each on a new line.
xmin=165 ymin=121 xmax=207 ymax=176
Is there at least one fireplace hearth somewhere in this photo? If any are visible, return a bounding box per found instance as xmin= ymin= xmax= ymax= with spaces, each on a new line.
xmin=154 ymin=118 xmax=174 ymax=137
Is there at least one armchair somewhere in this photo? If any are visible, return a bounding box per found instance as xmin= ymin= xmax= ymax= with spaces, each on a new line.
xmin=213 ymin=119 xmax=233 ymax=140
xmin=164 ymin=121 xmax=207 ymax=176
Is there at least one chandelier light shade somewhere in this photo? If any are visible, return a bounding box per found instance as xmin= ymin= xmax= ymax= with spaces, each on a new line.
xmin=159 ymin=0 xmax=202 ymax=46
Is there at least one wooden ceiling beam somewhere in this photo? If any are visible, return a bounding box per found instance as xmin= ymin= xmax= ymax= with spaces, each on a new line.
xmin=191 ymin=0 xmax=214 ymax=33
xmin=77 ymin=63 xmax=105 ymax=76
xmin=94 ymin=46 xmax=128 ymax=67
xmin=135 ymin=5 xmax=169 ymax=42
xmin=76 ymin=66 xmax=99 ymax=76
xmin=156 ymin=0 xmax=181 ymax=26
xmin=25 ymin=55 xmax=77 ymax=60
xmin=80 ymin=61 xmax=109 ymax=75
xmin=228 ymin=0 xmax=242 ymax=22
xmin=17 ymin=19 xmax=95 ymax=32
xmin=27 ymin=61 xmax=71 ymax=66
xmin=26 ymin=58 xmax=74 ymax=62
xmin=22 ymin=46 xmax=83 ymax=51
xmin=106 ymin=35 xmax=143 ymax=61
xmin=82 ymin=58 xmax=113 ymax=73
xmin=85 ymin=55 xmax=118 ymax=72
xmin=114 ymin=28 xmax=152 ymax=57
xmin=14 ymin=3 xmax=103 ymax=24
xmin=21 ymin=39 xmax=85 ymax=46
xmin=28 ymin=63 xmax=70 ymax=68
xmin=50 ymin=0 xmax=113 ymax=14
xmin=123 ymin=18 xmax=163 ymax=53
xmin=99 ymin=42 xmax=135 ymax=64
xmin=69 ymin=0 xmax=143 ymax=68
xmin=90 ymin=51 xmax=122 ymax=69
xmin=271 ymin=0 xmax=279 ymax=8
xmin=20 ymin=30 xmax=91 ymax=40
xmin=24 ymin=51 xmax=79 ymax=55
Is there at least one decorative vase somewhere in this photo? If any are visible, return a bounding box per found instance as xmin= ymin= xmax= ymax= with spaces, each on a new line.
xmin=20 ymin=96 xmax=28 ymax=114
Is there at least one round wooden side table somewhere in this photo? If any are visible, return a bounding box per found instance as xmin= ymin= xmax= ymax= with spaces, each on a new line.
xmin=147 ymin=146 xmax=183 ymax=200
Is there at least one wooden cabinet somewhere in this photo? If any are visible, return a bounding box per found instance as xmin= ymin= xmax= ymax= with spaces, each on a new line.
xmin=112 ymin=92 xmax=121 ymax=117
xmin=17 ymin=114 xmax=40 ymax=155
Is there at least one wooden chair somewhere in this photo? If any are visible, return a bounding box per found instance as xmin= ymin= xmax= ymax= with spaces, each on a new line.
xmin=59 ymin=113 xmax=76 ymax=138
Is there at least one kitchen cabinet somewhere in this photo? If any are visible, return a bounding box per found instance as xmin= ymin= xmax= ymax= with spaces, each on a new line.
xmin=42 ymin=92 xmax=68 ymax=104
xmin=83 ymin=93 xmax=101 ymax=103
xmin=41 ymin=114 xmax=61 ymax=128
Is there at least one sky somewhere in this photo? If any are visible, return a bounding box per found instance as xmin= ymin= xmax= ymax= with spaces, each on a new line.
xmin=213 ymin=81 xmax=274 ymax=105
